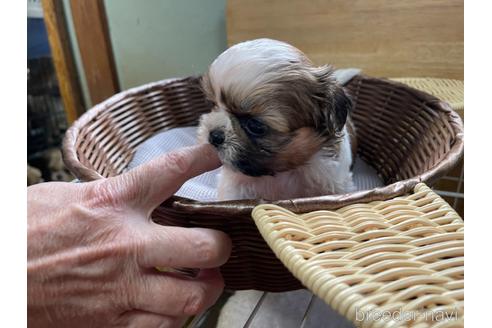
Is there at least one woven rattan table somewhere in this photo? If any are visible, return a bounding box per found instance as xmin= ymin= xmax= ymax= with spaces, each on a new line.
xmin=250 ymin=183 xmax=463 ymax=328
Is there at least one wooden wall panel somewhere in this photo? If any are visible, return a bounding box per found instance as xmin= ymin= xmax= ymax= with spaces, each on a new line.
xmin=227 ymin=0 xmax=463 ymax=79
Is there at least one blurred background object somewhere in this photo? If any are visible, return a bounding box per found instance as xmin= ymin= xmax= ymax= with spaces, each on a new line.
xmin=27 ymin=164 xmax=43 ymax=186
xmin=28 ymin=0 xmax=74 ymax=184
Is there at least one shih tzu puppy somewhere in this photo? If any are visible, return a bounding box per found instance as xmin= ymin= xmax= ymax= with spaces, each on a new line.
xmin=197 ymin=38 xmax=356 ymax=201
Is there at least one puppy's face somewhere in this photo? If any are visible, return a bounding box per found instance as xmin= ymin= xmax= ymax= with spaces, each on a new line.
xmin=198 ymin=39 xmax=351 ymax=177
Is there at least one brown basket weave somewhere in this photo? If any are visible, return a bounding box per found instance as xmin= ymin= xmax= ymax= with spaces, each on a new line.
xmin=391 ymin=78 xmax=464 ymax=116
xmin=63 ymin=75 xmax=463 ymax=291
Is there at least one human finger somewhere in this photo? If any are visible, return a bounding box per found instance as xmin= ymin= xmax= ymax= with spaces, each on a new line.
xmin=136 ymin=225 xmax=231 ymax=269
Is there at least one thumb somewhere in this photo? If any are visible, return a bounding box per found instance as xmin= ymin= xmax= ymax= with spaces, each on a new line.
xmin=104 ymin=144 xmax=220 ymax=213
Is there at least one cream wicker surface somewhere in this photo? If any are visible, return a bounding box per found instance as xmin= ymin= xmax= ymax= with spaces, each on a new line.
xmin=252 ymin=183 xmax=464 ymax=328
xmin=390 ymin=78 xmax=464 ymax=115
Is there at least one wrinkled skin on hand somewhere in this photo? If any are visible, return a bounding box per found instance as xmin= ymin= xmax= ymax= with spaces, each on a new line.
xmin=28 ymin=145 xmax=231 ymax=328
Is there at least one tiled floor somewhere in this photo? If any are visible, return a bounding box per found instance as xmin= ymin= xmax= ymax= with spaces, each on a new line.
xmin=190 ymin=289 xmax=355 ymax=328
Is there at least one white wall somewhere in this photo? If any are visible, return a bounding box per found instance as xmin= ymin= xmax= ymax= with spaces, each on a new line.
xmin=104 ymin=0 xmax=227 ymax=90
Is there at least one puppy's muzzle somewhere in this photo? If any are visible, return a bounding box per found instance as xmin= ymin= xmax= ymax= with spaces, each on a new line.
xmin=209 ymin=129 xmax=225 ymax=147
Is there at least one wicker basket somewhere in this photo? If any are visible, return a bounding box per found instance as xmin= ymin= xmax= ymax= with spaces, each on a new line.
xmin=62 ymin=75 xmax=464 ymax=291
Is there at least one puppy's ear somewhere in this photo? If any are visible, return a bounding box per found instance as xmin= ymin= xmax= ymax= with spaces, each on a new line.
xmin=200 ymin=72 xmax=215 ymax=102
xmin=312 ymin=66 xmax=352 ymax=134
xmin=331 ymin=86 xmax=352 ymax=132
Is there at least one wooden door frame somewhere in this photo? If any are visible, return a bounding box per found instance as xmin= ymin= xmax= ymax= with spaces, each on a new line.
xmin=42 ymin=0 xmax=84 ymax=124
xmin=42 ymin=0 xmax=119 ymax=123
xmin=69 ymin=0 xmax=120 ymax=105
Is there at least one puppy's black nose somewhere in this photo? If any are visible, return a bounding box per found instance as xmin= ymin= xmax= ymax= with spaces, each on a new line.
xmin=209 ymin=129 xmax=225 ymax=147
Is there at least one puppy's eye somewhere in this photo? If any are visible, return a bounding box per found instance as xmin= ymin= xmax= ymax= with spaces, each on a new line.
xmin=245 ymin=118 xmax=268 ymax=137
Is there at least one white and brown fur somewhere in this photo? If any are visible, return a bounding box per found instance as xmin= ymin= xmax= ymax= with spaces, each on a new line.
xmin=197 ymin=38 xmax=356 ymax=200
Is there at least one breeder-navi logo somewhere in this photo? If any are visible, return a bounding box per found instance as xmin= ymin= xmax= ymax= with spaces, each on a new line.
xmin=355 ymin=307 xmax=460 ymax=323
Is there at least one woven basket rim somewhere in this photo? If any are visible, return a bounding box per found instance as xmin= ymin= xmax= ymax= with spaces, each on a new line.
xmin=62 ymin=74 xmax=464 ymax=213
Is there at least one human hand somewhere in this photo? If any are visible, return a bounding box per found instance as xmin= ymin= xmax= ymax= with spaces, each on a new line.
xmin=28 ymin=144 xmax=231 ymax=328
